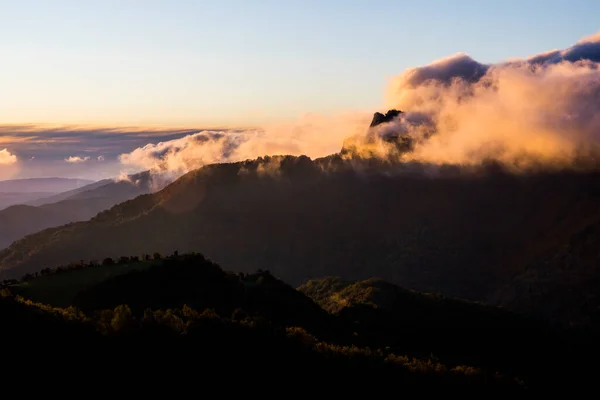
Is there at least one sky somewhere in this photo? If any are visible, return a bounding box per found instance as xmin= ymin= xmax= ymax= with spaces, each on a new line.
xmin=0 ymin=0 xmax=598 ymax=179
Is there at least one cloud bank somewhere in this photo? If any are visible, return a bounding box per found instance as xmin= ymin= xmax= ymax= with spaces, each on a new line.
xmin=0 ymin=125 xmax=200 ymax=178
xmin=0 ymin=149 xmax=17 ymax=165
xmin=118 ymin=32 xmax=600 ymax=176
xmin=119 ymin=113 xmax=370 ymax=176
xmin=7 ymin=32 xmax=598 ymax=179
xmin=382 ymin=31 xmax=600 ymax=169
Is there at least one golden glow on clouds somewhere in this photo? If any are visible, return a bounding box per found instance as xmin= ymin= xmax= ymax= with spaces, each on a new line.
xmin=0 ymin=149 xmax=18 ymax=165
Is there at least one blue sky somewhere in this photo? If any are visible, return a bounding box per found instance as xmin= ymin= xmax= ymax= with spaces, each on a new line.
xmin=0 ymin=0 xmax=598 ymax=126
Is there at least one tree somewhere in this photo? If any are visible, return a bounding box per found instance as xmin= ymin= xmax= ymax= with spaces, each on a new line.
xmin=111 ymin=305 xmax=133 ymax=332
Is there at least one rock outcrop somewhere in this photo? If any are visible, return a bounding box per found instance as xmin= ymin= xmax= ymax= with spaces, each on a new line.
xmin=341 ymin=109 xmax=414 ymax=158
xmin=370 ymin=109 xmax=403 ymax=127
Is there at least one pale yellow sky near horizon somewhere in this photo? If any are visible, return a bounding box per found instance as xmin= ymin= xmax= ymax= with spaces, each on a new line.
xmin=4 ymin=1 xmax=596 ymax=129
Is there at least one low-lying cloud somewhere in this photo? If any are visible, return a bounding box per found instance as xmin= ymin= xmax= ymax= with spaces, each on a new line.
xmin=0 ymin=125 xmax=199 ymax=179
xmin=5 ymin=32 xmax=600 ymax=180
xmin=382 ymin=31 xmax=600 ymax=169
xmin=0 ymin=149 xmax=17 ymax=165
xmin=118 ymin=32 xmax=600 ymax=176
xmin=119 ymin=113 xmax=370 ymax=176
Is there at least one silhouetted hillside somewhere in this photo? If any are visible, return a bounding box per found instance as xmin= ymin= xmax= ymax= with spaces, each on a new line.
xmin=1 ymin=254 xmax=522 ymax=389
xmin=0 ymin=171 xmax=158 ymax=249
xmin=2 ymin=156 xmax=600 ymax=328
xmin=71 ymin=253 xmax=334 ymax=336
xmin=299 ymin=277 xmax=567 ymax=385
xmin=494 ymin=220 xmax=600 ymax=326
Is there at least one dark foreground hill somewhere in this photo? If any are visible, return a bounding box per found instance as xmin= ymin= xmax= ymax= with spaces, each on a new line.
xmin=0 ymin=171 xmax=157 ymax=249
xmin=1 ymin=253 xmax=527 ymax=389
xmin=2 ymin=155 xmax=600 ymax=327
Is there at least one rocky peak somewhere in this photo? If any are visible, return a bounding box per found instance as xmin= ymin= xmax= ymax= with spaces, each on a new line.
xmin=341 ymin=109 xmax=412 ymax=157
xmin=369 ymin=109 xmax=403 ymax=127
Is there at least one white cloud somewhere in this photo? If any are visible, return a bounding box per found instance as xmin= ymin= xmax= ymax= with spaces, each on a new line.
xmin=0 ymin=148 xmax=18 ymax=165
xmin=65 ymin=156 xmax=91 ymax=163
xmin=119 ymin=113 xmax=370 ymax=177
xmin=381 ymin=31 xmax=600 ymax=168
xmin=119 ymin=31 xmax=600 ymax=176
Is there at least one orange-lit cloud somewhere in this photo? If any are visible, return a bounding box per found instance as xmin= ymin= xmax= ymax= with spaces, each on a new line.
xmin=119 ymin=32 xmax=600 ymax=176
xmin=380 ymin=31 xmax=600 ymax=169
xmin=0 ymin=149 xmax=18 ymax=165
xmin=119 ymin=112 xmax=371 ymax=176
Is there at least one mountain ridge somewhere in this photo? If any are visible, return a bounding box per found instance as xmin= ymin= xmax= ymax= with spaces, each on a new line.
xmin=0 ymin=177 xmax=94 ymax=193
xmin=0 ymin=171 xmax=160 ymax=250
xmin=2 ymin=154 xmax=600 ymax=327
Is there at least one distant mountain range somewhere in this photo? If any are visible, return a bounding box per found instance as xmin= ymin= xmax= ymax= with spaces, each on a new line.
xmin=0 ymin=177 xmax=94 ymax=193
xmin=0 ymin=172 xmax=159 ymax=249
xmin=0 ymin=177 xmax=95 ymax=210
xmin=25 ymin=179 xmax=115 ymax=206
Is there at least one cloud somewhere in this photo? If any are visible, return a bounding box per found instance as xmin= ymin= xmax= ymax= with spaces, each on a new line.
xmin=0 ymin=149 xmax=18 ymax=165
xmin=119 ymin=113 xmax=370 ymax=176
xmin=119 ymin=32 xmax=600 ymax=177
xmin=380 ymin=31 xmax=600 ymax=169
xmin=65 ymin=156 xmax=91 ymax=163
xmin=396 ymin=52 xmax=489 ymax=88
xmin=8 ymin=32 xmax=600 ymax=180
xmin=0 ymin=125 xmax=199 ymax=162
xmin=0 ymin=125 xmax=231 ymax=179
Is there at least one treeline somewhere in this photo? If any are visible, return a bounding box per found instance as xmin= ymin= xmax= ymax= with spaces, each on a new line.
xmin=18 ymin=251 xmax=172 ymax=281
xmin=0 ymin=290 xmax=519 ymax=388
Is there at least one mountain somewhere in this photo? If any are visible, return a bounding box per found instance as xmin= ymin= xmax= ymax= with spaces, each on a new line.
xmin=25 ymin=179 xmax=114 ymax=206
xmin=0 ymin=177 xmax=95 ymax=210
xmin=5 ymin=251 xmax=598 ymax=389
xmin=0 ymin=253 xmax=541 ymax=388
xmin=298 ymin=277 xmax=558 ymax=379
xmin=493 ymin=220 xmax=600 ymax=326
xmin=341 ymin=109 xmax=415 ymax=157
xmin=3 ymin=110 xmax=600 ymax=328
xmin=0 ymin=171 xmax=158 ymax=249
xmin=0 ymin=192 xmax=56 ymax=210
xmin=0 ymin=177 xmax=94 ymax=193
xmin=2 ymin=153 xmax=600 ymax=329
